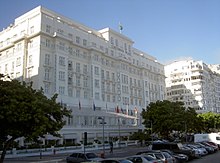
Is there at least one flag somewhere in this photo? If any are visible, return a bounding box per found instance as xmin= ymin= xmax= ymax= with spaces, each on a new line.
xmin=119 ymin=22 xmax=123 ymax=32
xmin=121 ymin=108 xmax=124 ymax=114
xmin=79 ymin=100 xmax=81 ymax=110
xmin=134 ymin=107 xmax=138 ymax=113
xmin=134 ymin=107 xmax=138 ymax=116
xmin=130 ymin=110 xmax=133 ymax=116
xmin=126 ymin=104 xmax=129 ymax=115
xmin=93 ymin=101 xmax=96 ymax=111
xmin=116 ymin=105 xmax=120 ymax=113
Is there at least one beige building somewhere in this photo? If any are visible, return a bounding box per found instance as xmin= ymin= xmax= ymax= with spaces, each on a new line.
xmin=0 ymin=6 xmax=165 ymax=144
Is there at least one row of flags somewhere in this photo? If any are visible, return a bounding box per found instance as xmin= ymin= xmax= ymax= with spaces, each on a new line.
xmin=78 ymin=100 xmax=137 ymax=116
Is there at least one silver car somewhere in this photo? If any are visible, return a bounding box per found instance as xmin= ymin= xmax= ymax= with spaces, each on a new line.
xmin=126 ymin=155 xmax=163 ymax=163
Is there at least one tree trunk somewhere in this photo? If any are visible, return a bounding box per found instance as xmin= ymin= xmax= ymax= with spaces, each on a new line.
xmin=0 ymin=138 xmax=15 ymax=163
xmin=0 ymin=143 xmax=7 ymax=163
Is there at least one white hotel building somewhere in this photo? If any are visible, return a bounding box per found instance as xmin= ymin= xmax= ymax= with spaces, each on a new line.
xmin=165 ymin=60 xmax=220 ymax=113
xmin=0 ymin=6 xmax=165 ymax=144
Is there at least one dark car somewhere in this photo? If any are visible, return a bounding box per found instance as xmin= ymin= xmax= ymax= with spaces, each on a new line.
xmin=66 ymin=152 xmax=103 ymax=163
xmin=151 ymin=142 xmax=195 ymax=160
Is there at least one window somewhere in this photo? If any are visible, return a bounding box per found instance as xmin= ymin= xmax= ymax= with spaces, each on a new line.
xmin=44 ymin=83 xmax=50 ymax=94
xmin=83 ymin=65 xmax=87 ymax=74
xmin=76 ymin=49 xmax=80 ymax=57
xmin=28 ymin=55 xmax=32 ymax=65
xmin=112 ymin=96 xmax=116 ymax=102
xmin=44 ymin=69 xmax=50 ymax=80
xmin=46 ymin=25 xmax=51 ymax=33
xmin=59 ymin=86 xmax=65 ymax=95
xmin=68 ymin=88 xmax=73 ymax=97
xmin=68 ymin=33 xmax=73 ymax=39
xmin=95 ymin=92 xmax=100 ymax=100
xmin=11 ymin=62 xmax=14 ymax=71
xmin=59 ymin=56 xmax=65 ymax=66
xmin=59 ymin=42 xmax=65 ymax=50
xmin=102 ymin=94 xmax=105 ymax=101
xmin=83 ymin=39 xmax=87 ymax=46
xmin=76 ymin=36 xmax=80 ymax=44
xmin=111 ymin=50 xmax=114 ymax=56
xmin=76 ymin=77 xmax=81 ymax=86
xmin=83 ymin=77 xmax=88 ymax=87
xmin=94 ymin=66 xmax=99 ymax=75
xmin=27 ymin=69 xmax=32 ymax=78
xmin=16 ymin=57 xmax=21 ymax=66
xmin=84 ymin=91 xmax=88 ymax=99
xmin=110 ymin=37 xmax=114 ymax=45
xmin=112 ymin=84 xmax=116 ymax=93
xmin=59 ymin=71 xmax=65 ymax=81
xmin=45 ymin=54 xmax=50 ymax=65
xmin=112 ymin=73 xmax=115 ymax=81
xmin=106 ymin=83 xmax=110 ymax=92
xmin=107 ymin=95 xmax=110 ymax=102
xmin=106 ymin=71 xmax=110 ymax=79
xmin=17 ymin=43 xmax=22 ymax=51
xmin=57 ymin=29 xmax=64 ymax=34
xmin=46 ymin=39 xmax=50 ymax=47
xmin=76 ymin=89 xmax=80 ymax=98
xmin=95 ymin=79 xmax=100 ymax=88
xmin=29 ymin=40 xmax=33 ymax=48
xmin=76 ymin=63 xmax=80 ymax=73
xmin=30 ymin=26 xmax=34 ymax=34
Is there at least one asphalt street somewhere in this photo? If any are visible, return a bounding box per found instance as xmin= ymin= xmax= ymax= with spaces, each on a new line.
xmin=4 ymin=145 xmax=220 ymax=163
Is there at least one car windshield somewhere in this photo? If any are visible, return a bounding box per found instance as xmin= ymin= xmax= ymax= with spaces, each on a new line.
xmin=86 ymin=153 xmax=98 ymax=159
xmin=119 ymin=159 xmax=133 ymax=163
xmin=144 ymin=156 xmax=155 ymax=161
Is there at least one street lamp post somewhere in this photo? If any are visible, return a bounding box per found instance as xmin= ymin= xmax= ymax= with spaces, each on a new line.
xmin=98 ymin=117 xmax=105 ymax=156
xmin=118 ymin=118 xmax=121 ymax=148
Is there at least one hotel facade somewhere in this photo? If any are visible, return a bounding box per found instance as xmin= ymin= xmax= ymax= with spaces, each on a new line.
xmin=0 ymin=6 xmax=165 ymax=145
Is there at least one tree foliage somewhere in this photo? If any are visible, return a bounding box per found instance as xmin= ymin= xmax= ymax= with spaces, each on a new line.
xmin=197 ymin=112 xmax=220 ymax=132
xmin=142 ymin=100 xmax=200 ymax=140
xmin=0 ymin=74 xmax=71 ymax=162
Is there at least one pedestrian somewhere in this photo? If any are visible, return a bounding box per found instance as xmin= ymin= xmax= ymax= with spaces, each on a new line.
xmin=109 ymin=141 xmax=113 ymax=153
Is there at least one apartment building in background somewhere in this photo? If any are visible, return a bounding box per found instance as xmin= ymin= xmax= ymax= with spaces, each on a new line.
xmin=165 ymin=60 xmax=220 ymax=113
xmin=0 ymin=6 xmax=165 ymax=145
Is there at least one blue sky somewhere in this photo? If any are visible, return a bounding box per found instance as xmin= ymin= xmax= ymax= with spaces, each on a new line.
xmin=1 ymin=0 xmax=220 ymax=65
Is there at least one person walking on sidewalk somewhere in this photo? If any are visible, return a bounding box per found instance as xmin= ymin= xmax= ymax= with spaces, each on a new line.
xmin=109 ymin=141 xmax=113 ymax=153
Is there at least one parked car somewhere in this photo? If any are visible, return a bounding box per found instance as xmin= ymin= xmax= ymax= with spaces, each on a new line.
xmin=151 ymin=142 xmax=196 ymax=160
xmin=161 ymin=149 xmax=188 ymax=163
xmin=195 ymin=142 xmax=215 ymax=154
xmin=137 ymin=151 xmax=175 ymax=163
xmin=184 ymin=144 xmax=208 ymax=156
xmin=99 ymin=158 xmax=133 ymax=163
xmin=181 ymin=146 xmax=201 ymax=158
xmin=66 ymin=152 xmax=103 ymax=163
xmin=200 ymin=142 xmax=218 ymax=152
xmin=126 ymin=155 xmax=163 ymax=163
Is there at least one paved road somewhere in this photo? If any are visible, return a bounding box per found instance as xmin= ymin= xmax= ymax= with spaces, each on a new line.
xmin=189 ymin=151 xmax=220 ymax=163
xmin=4 ymin=146 xmax=220 ymax=163
xmin=4 ymin=146 xmax=148 ymax=163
